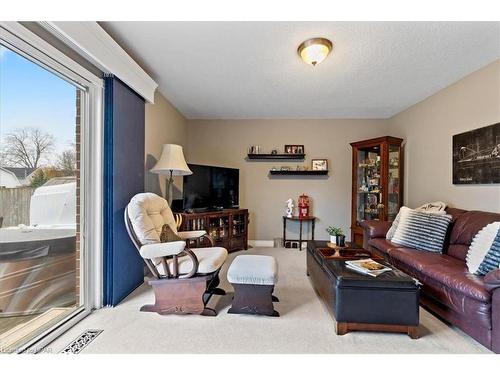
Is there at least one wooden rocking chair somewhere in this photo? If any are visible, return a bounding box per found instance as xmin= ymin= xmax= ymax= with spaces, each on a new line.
xmin=124 ymin=193 xmax=228 ymax=316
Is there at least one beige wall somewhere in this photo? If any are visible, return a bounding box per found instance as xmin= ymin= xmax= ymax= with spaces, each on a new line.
xmin=145 ymin=91 xmax=187 ymax=198
xmin=389 ymin=59 xmax=500 ymax=212
xmin=186 ymin=119 xmax=389 ymax=241
xmin=149 ymin=60 xmax=499 ymax=242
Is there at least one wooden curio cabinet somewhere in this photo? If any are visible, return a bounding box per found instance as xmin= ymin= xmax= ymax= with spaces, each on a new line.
xmin=350 ymin=136 xmax=404 ymax=247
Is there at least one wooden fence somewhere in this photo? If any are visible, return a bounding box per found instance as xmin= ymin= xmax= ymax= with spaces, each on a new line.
xmin=0 ymin=187 xmax=36 ymax=227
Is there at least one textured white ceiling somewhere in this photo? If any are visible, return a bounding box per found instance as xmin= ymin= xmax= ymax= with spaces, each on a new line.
xmin=102 ymin=22 xmax=500 ymax=119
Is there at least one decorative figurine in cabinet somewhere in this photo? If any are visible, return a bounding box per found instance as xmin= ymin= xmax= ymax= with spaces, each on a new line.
xmin=350 ymin=136 xmax=404 ymax=247
xmin=178 ymin=209 xmax=249 ymax=252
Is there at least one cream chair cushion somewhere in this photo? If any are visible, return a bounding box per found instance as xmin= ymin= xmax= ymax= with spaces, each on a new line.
xmin=156 ymin=247 xmax=228 ymax=276
xmin=127 ymin=193 xmax=177 ymax=245
xmin=139 ymin=241 xmax=186 ymax=259
xmin=227 ymin=255 xmax=278 ymax=285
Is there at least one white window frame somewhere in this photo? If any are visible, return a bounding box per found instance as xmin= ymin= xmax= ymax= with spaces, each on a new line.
xmin=0 ymin=22 xmax=103 ymax=353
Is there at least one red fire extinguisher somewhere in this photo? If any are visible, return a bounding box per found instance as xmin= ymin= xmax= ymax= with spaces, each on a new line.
xmin=298 ymin=193 xmax=310 ymax=218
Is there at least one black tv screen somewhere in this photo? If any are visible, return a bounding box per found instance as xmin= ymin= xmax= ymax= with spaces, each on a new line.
xmin=183 ymin=164 xmax=239 ymax=210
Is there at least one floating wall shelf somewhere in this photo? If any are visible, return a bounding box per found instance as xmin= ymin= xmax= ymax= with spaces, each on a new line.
xmin=269 ymin=170 xmax=328 ymax=176
xmin=247 ymin=153 xmax=305 ymax=160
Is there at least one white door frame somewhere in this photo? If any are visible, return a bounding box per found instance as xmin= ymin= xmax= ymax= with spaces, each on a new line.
xmin=0 ymin=22 xmax=103 ymax=353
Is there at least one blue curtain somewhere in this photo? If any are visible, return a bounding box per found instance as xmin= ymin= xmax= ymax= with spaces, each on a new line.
xmin=103 ymin=75 xmax=145 ymax=306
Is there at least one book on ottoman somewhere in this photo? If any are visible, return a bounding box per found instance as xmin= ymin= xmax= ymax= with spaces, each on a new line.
xmin=345 ymin=259 xmax=392 ymax=277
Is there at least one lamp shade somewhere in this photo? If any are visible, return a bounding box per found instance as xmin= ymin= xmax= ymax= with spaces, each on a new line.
xmin=150 ymin=144 xmax=192 ymax=176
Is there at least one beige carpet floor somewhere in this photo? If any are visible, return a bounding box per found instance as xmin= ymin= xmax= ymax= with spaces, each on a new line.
xmin=45 ymin=247 xmax=490 ymax=354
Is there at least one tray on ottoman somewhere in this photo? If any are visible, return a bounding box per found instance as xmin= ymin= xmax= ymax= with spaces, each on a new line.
xmin=318 ymin=247 xmax=384 ymax=261
xmin=307 ymin=241 xmax=420 ymax=338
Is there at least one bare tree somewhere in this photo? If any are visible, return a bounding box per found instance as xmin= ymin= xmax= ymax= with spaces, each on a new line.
xmin=1 ymin=128 xmax=55 ymax=168
xmin=57 ymin=147 xmax=77 ymax=175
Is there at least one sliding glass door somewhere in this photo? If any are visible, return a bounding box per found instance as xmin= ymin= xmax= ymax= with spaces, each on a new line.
xmin=0 ymin=24 xmax=102 ymax=353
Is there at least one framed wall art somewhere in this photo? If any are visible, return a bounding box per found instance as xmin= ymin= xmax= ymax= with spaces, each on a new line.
xmin=452 ymin=122 xmax=500 ymax=184
xmin=311 ymin=159 xmax=328 ymax=171
xmin=284 ymin=144 xmax=305 ymax=154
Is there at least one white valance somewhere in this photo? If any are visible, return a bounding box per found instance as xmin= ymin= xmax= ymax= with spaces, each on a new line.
xmin=40 ymin=21 xmax=158 ymax=103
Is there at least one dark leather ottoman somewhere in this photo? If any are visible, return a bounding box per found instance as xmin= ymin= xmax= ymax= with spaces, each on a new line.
xmin=307 ymin=241 xmax=420 ymax=338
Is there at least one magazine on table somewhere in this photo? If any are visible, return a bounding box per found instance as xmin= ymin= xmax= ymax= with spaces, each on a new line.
xmin=345 ymin=258 xmax=392 ymax=277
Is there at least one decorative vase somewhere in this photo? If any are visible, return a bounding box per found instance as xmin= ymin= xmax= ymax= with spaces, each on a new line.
xmin=330 ymin=235 xmax=337 ymax=244
xmin=336 ymin=235 xmax=346 ymax=247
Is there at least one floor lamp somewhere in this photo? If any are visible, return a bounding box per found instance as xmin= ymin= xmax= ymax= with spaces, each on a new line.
xmin=150 ymin=144 xmax=192 ymax=206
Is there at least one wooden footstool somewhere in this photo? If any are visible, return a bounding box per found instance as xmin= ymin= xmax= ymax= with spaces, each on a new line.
xmin=227 ymin=255 xmax=279 ymax=317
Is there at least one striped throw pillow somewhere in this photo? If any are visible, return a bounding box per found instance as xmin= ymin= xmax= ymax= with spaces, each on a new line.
xmin=466 ymin=222 xmax=500 ymax=274
xmin=391 ymin=207 xmax=452 ymax=253
xmin=475 ymin=228 xmax=500 ymax=276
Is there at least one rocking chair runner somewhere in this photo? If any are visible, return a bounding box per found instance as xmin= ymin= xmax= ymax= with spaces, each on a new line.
xmin=124 ymin=193 xmax=228 ymax=316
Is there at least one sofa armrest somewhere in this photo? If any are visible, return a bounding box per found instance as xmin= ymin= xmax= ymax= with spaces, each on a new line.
xmin=484 ymin=269 xmax=500 ymax=292
xmin=491 ymin=279 xmax=500 ymax=353
xmin=360 ymin=220 xmax=392 ymax=239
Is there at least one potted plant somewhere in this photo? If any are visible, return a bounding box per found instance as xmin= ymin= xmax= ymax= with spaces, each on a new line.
xmin=336 ymin=230 xmax=346 ymax=247
xmin=326 ymin=226 xmax=343 ymax=245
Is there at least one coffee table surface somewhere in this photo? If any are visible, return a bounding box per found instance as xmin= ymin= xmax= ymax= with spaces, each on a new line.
xmin=308 ymin=240 xmax=416 ymax=288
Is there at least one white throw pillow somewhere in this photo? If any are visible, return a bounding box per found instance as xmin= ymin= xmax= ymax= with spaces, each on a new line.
xmin=386 ymin=207 xmax=406 ymax=241
xmin=414 ymin=201 xmax=447 ymax=213
xmin=466 ymin=222 xmax=500 ymax=274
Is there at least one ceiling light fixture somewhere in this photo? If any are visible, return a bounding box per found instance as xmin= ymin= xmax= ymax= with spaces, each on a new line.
xmin=297 ymin=37 xmax=333 ymax=66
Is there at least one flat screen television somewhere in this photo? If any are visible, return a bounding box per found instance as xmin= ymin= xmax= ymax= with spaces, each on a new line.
xmin=182 ymin=164 xmax=239 ymax=211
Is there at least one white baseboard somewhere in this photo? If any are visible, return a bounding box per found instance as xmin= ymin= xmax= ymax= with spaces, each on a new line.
xmin=248 ymin=240 xmax=274 ymax=247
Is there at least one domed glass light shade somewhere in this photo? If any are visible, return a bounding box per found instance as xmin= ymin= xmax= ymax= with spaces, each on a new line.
xmin=298 ymin=38 xmax=333 ymax=66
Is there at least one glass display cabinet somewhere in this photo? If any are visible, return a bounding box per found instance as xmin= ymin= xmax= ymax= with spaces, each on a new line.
xmin=208 ymin=215 xmax=228 ymax=239
xmin=178 ymin=209 xmax=249 ymax=252
xmin=350 ymin=136 xmax=404 ymax=246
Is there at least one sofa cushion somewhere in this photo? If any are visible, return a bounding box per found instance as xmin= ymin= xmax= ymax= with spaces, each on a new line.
xmin=368 ymin=238 xmax=399 ymax=255
xmin=446 ymin=244 xmax=469 ymax=262
xmin=444 ymin=207 xmax=468 ymax=221
xmin=388 ymin=247 xmax=492 ymax=329
xmin=448 ymin=210 xmax=500 ymax=261
xmin=388 ymin=247 xmax=490 ymax=302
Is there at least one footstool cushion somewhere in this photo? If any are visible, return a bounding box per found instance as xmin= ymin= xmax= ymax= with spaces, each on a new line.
xmin=227 ymin=255 xmax=278 ymax=285
xmin=227 ymin=255 xmax=279 ymax=317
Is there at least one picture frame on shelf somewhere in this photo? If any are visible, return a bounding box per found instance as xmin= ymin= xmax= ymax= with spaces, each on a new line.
xmin=311 ymin=159 xmax=328 ymax=171
xmin=284 ymin=144 xmax=305 ymax=154
xmin=248 ymin=145 xmax=262 ymax=154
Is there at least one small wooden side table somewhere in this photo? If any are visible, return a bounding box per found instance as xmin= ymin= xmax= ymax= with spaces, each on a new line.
xmin=282 ymin=216 xmax=316 ymax=251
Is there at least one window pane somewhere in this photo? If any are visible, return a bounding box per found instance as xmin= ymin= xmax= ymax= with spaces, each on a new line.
xmin=0 ymin=45 xmax=82 ymax=352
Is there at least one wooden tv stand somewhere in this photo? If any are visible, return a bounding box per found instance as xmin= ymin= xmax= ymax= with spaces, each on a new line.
xmin=177 ymin=209 xmax=249 ymax=252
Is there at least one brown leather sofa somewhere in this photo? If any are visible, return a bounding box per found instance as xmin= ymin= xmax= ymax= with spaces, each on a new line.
xmin=361 ymin=208 xmax=500 ymax=353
